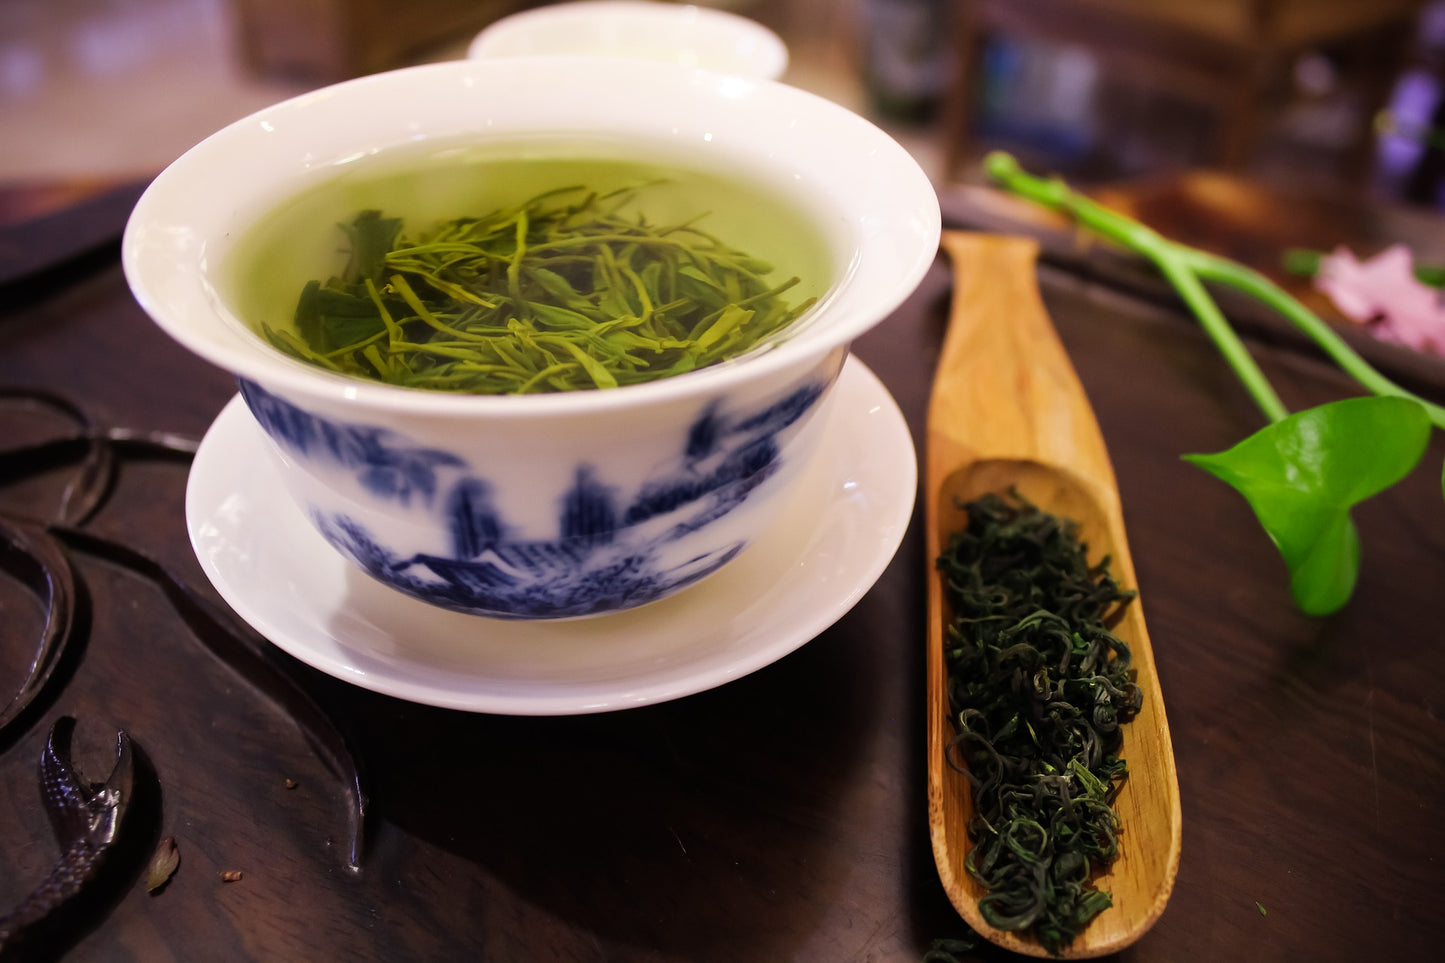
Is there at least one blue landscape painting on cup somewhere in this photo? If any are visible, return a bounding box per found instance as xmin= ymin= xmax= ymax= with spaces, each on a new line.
xmin=239 ymin=380 xmax=825 ymax=618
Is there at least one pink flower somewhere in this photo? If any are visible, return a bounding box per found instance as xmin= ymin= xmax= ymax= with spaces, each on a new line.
xmin=1314 ymin=245 xmax=1445 ymax=355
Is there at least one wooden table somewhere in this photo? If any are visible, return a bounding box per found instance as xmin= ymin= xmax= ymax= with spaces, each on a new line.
xmin=1 ymin=182 xmax=1442 ymax=961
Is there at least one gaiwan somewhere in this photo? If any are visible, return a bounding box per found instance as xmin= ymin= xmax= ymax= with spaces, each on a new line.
xmin=122 ymin=57 xmax=940 ymax=621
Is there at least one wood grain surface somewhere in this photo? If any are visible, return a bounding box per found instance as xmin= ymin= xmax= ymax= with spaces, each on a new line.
xmin=926 ymin=233 xmax=1180 ymax=957
xmin=0 ymin=196 xmax=1442 ymax=961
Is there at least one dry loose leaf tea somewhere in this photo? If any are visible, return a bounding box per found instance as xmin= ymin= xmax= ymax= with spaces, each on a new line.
xmin=145 ymin=837 xmax=181 ymax=893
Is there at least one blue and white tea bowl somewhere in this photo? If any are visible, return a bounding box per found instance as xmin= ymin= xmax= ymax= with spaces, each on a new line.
xmin=122 ymin=57 xmax=939 ymax=620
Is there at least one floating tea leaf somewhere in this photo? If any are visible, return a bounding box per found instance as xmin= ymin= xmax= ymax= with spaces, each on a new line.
xmin=262 ymin=182 xmax=817 ymax=394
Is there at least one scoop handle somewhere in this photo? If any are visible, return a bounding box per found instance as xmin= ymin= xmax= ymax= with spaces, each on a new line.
xmin=925 ymin=232 xmax=1182 ymax=958
xmin=929 ymin=232 xmax=1119 ymax=501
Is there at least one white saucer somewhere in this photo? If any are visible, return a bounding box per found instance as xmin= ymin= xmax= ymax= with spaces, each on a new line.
xmin=185 ymin=356 xmax=916 ymax=715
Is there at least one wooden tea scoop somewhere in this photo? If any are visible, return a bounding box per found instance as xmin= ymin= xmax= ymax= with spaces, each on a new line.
xmin=926 ymin=232 xmax=1182 ymax=957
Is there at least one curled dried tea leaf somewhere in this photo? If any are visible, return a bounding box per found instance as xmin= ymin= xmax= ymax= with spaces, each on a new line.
xmin=146 ymin=837 xmax=180 ymax=893
xmin=922 ymin=933 xmax=980 ymax=961
xmin=937 ymin=490 xmax=1141 ymax=954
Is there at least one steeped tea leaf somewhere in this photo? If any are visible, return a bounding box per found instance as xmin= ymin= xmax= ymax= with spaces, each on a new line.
xmin=341 ymin=210 xmax=403 ymax=283
xmin=264 ymin=183 xmax=816 ymax=394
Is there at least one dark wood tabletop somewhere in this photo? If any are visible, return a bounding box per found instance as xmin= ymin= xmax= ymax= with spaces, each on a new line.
xmin=0 ymin=180 xmax=1442 ymax=962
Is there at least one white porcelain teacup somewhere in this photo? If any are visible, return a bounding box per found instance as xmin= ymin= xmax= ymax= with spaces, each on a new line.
xmin=123 ymin=57 xmax=938 ymax=620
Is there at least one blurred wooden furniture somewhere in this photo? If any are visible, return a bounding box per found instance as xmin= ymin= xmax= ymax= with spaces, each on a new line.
xmin=231 ymin=0 xmax=532 ymax=81
xmin=938 ymin=166 xmax=1445 ymax=388
xmin=1089 ymin=167 xmax=1445 ymax=280
xmin=940 ymin=0 xmax=1428 ymax=181
xmin=1090 ymin=168 xmax=1445 ymax=365
xmin=0 ymin=178 xmax=131 ymax=229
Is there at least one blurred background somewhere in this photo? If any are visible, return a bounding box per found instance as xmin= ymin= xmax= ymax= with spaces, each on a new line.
xmin=3 ymin=0 xmax=1444 ymax=224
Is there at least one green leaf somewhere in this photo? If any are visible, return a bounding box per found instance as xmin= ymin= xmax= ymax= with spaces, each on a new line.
xmin=527 ymin=301 xmax=599 ymax=331
xmin=1183 ymin=396 xmax=1431 ymax=615
xmin=340 ymin=210 xmax=403 ymax=283
xmin=294 ymin=281 xmax=396 ymax=352
xmin=552 ymin=338 xmax=618 ymax=389
xmin=694 ymin=304 xmax=753 ymax=351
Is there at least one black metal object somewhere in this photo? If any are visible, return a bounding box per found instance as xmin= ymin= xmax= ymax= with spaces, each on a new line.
xmin=0 ymin=717 xmax=134 ymax=951
xmin=0 ymin=387 xmax=369 ymax=946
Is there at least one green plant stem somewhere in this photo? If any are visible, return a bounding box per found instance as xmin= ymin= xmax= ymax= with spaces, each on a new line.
xmin=1151 ymin=250 xmax=1290 ymax=423
xmin=1179 ymin=248 xmax=1445 ymax=431
xmin=984 ymin=152 xmax=1289 ymax=424
xmin=1283 ymin=247 xmax=1445 ymax=288
xmin=984 ymin=151 xmax=1445 ymax=431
